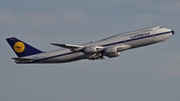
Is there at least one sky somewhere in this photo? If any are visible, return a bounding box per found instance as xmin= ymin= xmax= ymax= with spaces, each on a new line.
xmin=1 ymin=0 xmax=180 ymax=101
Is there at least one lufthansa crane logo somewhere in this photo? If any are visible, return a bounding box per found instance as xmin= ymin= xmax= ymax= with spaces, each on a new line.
xmin=14 ymin=42 xmax=25 ymax=53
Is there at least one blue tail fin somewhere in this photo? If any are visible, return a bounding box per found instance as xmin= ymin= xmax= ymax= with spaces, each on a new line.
xmin=6 ymin=37 xmax=43 ymax=57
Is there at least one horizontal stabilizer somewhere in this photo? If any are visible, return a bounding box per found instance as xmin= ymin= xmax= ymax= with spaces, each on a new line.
xmin=12 ymin=57 xmax=35 ymax=61
xmin=51 ymin=43 xmax=83 ymax=49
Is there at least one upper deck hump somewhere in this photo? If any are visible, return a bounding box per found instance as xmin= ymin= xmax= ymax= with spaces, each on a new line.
xmin=100 ymin=26 xmax=161 ymax=41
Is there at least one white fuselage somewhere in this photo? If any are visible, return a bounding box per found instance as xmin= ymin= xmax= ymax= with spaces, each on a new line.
xmin=16 ymin=26 xmax=174 ymax=64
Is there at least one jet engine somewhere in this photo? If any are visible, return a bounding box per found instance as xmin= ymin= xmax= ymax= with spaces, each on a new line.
xmin=103 ymin=46 xmax=120 ymax=58
xmin=83 ymin=46 xmax=103 ymax=54
xmin=103 ymin=46 xmax=118 ymax=54
xmin=105 ymin=52 xmax=119 ymax=58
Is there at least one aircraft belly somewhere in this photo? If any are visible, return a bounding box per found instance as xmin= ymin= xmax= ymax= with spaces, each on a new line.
xmin=153 ymin=33 xmax=172 ymax=43
xmin=43 ymin=52 xmax=85 ymax=63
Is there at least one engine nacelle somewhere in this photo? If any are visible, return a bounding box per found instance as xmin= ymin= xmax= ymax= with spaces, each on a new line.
xmin=103 ymin=46 xmax=118 ymax=54
xmin=83 ymin=46 xmax=103 ymax=54
xmin=103 ymin=46 xmax=120 ymax=58
xmin=106 ymin=52 xmax=120 ymax=58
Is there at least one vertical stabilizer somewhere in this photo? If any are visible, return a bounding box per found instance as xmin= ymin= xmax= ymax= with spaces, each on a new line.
xmin=6 ymin=37 xmax=43 ymax=57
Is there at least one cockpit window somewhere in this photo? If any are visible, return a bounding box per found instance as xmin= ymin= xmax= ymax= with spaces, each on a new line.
xmin=159 ymin=26 xmax=163 ymax=29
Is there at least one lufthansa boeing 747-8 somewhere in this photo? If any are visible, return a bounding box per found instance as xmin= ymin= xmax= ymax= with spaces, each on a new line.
xmin=6 ymin=26 xmax=174 ymax=64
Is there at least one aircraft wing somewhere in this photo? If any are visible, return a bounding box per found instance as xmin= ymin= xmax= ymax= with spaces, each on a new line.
xmin=51 ymin=43 xmax=83 ymax=49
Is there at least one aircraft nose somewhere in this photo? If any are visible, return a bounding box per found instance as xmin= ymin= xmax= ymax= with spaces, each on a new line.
xmin=172 ymin=30 xmax=175 ymax=35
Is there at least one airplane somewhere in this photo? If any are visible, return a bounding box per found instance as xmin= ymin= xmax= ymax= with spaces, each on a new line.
xmin=6 ymin=26 xmax=174 ymax=64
